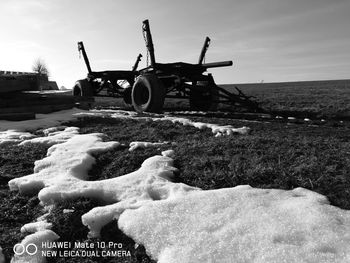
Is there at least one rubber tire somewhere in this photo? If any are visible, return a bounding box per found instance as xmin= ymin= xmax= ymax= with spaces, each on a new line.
xmin=131 ymin=74 xmax=165 ymax=113
xmin=189 ymin=81 xmax=219 ymax=111
xmin=72 ymin=79 xmax=94 ymax=97
xmin=123 ymin=86 xmax=132 ymax=105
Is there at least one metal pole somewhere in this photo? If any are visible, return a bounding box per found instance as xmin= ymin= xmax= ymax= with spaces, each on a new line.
xmin=198 ymin=37 xmax=211 ymax=64
xmin=142 ymin=20 xmax=156 ymax=67
xmin=132 ymin=54 xmax=143 ymax=71
xmin=78 ymin=41 xmax=92 ymax=74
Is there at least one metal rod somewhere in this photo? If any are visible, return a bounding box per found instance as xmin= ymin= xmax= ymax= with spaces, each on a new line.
xmin=77 ymin=41 xmax=92 ymax=74
xmin=201 ymin=60 xmax=233 ymax=69
xmin=142 ymin=20 xmax=156 ymax=67
xmin=215 ymin=85 xmax=240 ymax=97
xmin=198 ymin=37 xmax=211 ymax=64
xmin=132 ymin=54 xmax=143 ymax=71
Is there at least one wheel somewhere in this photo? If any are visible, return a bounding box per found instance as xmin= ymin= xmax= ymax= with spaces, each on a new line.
xmin=131 ymin=74 xmax=165 ymax=113
xmin=189 ymin=80 xmax=219 ymax=111
xmin=72 ymin=79 xmax=94 ymax=97
xmin=123 ymin=85 xmax=132 ymax=104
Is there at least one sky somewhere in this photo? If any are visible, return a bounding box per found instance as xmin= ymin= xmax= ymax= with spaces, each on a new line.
xmin=0 ymin=0 xmax=349 ymax=88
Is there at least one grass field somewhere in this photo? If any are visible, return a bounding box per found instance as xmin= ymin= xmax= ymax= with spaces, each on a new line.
xmin=223 ymin=79 xmax=350 ymax=119
xmin=1 ymin=79 xmax=350 ymax=262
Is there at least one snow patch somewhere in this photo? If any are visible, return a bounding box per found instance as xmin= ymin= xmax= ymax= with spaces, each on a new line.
xmin=161 ymin=150 xmax=175 ymax=158
xmin=155 ymin=116 xmax=250 ymax=136
xmin=19 ymin=127 xmax=80 ymax=146
xmin=41 ymin=126 xmax=69 ymax=136
xmin=165 ymin=111 xmax=208 ymax=115
xmin=9 ymin=133 xmax=120 ymax=196
xmin=9 ymin=132 xmax=198 ymax=238
xmin=77 ymin=110 xmax=250 ymax=136
xmin=0 ymin=130 xmax=35 ymax=145
xmin=0 ymin=127 xmax=80 ymax=146
xmin=21 ymin=221 xmax=52 ymax=234
xmin=118 ymin=186 xmax=350 ymax=263
xmin=20 ymin=211 xmax=52 ymax=234
xmin=129 ymin=141 xmax=170 ymax=151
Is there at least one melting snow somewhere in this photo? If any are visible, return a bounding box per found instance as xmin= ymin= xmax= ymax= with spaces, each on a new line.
xmin=63 ymin=209 xmax=75 ymax=214
xmin=20 ymin=212 xmax=52 ymax=234
xmin=0 ymin=130 xmax=35 ymax=145
xmin=129 ymin=141 xmax=170 ymax=151
xmin=7 ymin=128 xmax=350 ymax=263
xmin=76 ymin=109 xmax=250 ymax=136
xmin=154 ymin=116 xmax=250 ymax=136
xmin=19 ymin=127 xmax=80 ymax=146
xmin=21 ymin=221 xmax=52 ymax=234
xmin=161 ymin=149 xmax=175 ymax=158
xmin=119 ymin=186 xmax=350 ymax=263
xmin=9 ymin=133 xmax=119 ymax=196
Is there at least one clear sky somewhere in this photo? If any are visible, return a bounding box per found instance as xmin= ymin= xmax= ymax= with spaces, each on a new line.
xmin=1 ymin=0 xmax=349 ymax=87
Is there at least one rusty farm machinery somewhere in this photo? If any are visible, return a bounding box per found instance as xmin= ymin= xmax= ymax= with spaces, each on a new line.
xmin=73 ymin=19 xmax=260 ymax=113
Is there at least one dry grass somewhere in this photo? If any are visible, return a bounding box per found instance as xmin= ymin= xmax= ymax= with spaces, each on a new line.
xmin=222 ymin=79 xmax=350 ymax=118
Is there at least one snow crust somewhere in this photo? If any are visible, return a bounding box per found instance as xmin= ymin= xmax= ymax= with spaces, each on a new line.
xmin=161 ymin=149 xmax=175 ymax=158
xmin=129 ymin=141 xmax=170 ymax=151
xmin=21 ymin=221 xmax=52 ymax=234
xmin=119 ymin=186 xmax=350 ymax=263
xmin=19 ymin=127 xmax=80 ymax=146
xmin=9 ymin=133 xmax=119 ymax=196
xmin=0 ymin=130 xmax=35 ymax=145
xmin=9 ymin=130 xmax=198 ymax=239
xmin=21 ymin=212 xmax=53 ymax=234
xmin=154 ymin=116 xmax=250 ymax=136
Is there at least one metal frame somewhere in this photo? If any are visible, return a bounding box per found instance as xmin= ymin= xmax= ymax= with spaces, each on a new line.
xmin=138 ymin=20 xmax=259 ymax=110
xmin=75 ymin=19 xmax=260 ymax=112
xmin=77 ymin=41 xmax=141 ymax=97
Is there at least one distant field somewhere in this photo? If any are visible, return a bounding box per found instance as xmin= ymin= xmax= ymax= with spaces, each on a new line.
xmin=222 ymin=79 xmax=350 ymax=119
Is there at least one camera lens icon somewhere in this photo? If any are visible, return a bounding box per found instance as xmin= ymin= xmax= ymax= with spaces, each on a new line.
xmin=13 ymin=243 xmax=38 ymax=256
